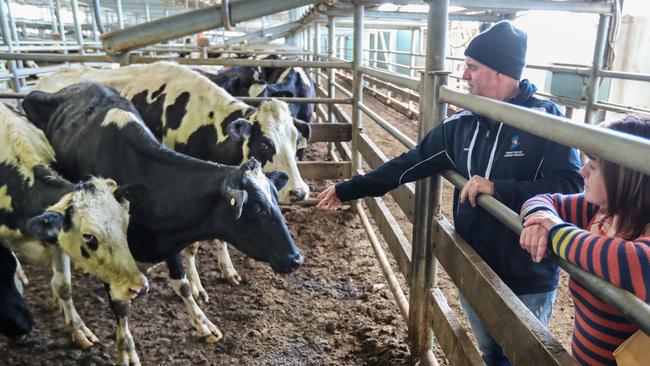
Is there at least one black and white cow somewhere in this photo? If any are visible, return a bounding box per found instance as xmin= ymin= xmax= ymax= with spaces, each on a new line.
xmin=0 ymin=243 xmax=33 ymax=340
xmin=0 ymin=103 xmax=146 ymax=349
xmin=249 ymin=66 xmax=316 ymax=126
xmin=22 ymin=82 xmax=303 ymax=366
xmin=36 ymin=61 xmax=310 ymax=293
xmin=193 ymin=66 xmax=260 ymax=97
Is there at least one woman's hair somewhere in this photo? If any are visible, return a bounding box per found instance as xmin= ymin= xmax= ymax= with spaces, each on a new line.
xmin=599 ymin=114 xmax=650 ymax=240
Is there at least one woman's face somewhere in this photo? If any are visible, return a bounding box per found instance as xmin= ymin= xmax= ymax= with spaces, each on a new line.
xmin=580 ymin=156 xmax=608 ymax=208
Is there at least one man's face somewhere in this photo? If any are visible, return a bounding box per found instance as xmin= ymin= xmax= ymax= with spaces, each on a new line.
xmin=462 ymin=56 xmax=500 ymax=99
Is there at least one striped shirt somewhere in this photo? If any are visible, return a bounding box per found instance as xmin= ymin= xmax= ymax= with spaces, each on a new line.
xmin=522 ymin=193 xmax=650 ymax=366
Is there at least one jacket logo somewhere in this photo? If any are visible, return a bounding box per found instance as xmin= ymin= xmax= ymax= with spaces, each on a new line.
xmin=509 ymin=135 xmax=520 ymax=150
xmin=505 ymin=135 xmax=524 ymax=157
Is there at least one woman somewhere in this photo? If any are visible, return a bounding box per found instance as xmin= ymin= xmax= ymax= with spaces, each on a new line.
xmin=519 ymin=115 xmax=650 ymax=366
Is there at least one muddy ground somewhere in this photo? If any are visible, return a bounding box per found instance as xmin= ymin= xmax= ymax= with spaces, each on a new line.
xmin=0 ymin=80 xmax=573 ymax=366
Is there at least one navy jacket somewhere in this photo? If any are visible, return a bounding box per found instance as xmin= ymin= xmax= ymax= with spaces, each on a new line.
xmin=336 ymin=80 xmax=583 ymax=294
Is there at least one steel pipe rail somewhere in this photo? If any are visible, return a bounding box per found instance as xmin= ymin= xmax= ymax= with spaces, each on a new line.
xmin=0 ymin=52 xmax=113 ymax=63
xmin=237 ymin=97 xmax=351 ymax=104
xmin=599 ymin=70 xmax=650 ymax=83
xmin=441 ymin=169 xmax=650 ymax=337
xmin=358 ymin=102 xmax=416 ymax=150
xmin=130 ymin=55 xmax=353 ymax=69
xmin=101 ymin=0 xmax=318 ymax=54
xmin=439 ymin=86 xmax=650 ymax=176
xmin=449 ymin=0 xmax=613 ymax=14
xmin=356 ymin=202 xmax=410 ymax=322
xmin=359 ymin=66 xmax=420 ymax=91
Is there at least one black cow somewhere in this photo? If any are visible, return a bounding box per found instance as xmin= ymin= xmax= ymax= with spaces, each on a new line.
xmin=0 ymin=243 xmax=33 ymax=339
xmin=22 ymin=82 xmax=302 ymax=366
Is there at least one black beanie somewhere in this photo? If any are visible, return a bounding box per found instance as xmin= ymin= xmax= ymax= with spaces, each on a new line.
xmin=464 ymin=21 xmax=527 ymax=80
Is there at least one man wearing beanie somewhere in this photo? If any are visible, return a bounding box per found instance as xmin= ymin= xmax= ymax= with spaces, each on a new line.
xmin=316 ymin=21 xmax=583 ymax=366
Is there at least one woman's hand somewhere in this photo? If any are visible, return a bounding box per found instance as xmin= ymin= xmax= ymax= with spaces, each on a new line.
xmin=519 ymin=211 xmax=564 ymax=262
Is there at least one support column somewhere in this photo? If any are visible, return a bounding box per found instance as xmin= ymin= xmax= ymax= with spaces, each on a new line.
xmin=314 ymin=22 xmax=321 ymax=117
xmin=327 ymin=16 xmax=336 ymax=126
xmin=71 ymin=0 xmax=85 ymax=54
xmin=410 ymin=28 xmax=418 ymax=78
xmin=48 ymin=0 xmax=57 ymax=32
xmin=584 ymin=14 xmax=610 ymax=124
xmin=54 ymin=0 xmax=68 ymax=55
xmin=409 ymin=1 xmax=448 ymax=364
xmin=0 ymin=0 xmax=19 ymax=91
xmin=145 ymin=2 xmax=151 ymax=22
xmin=351 ymin=4 xmax=363 ymax=175
xmin=115 ymin=0 xmax=124 ymax=29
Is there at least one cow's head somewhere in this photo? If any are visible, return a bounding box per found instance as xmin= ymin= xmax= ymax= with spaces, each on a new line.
xmin=0 ymin=245 xmax=33 ymax=339
xmin=25 ymin=177 xmax=148 ymax=302
xmin=217 ymin=158 xmax=302 ymax=274
xmin=225 ymin=100 xmax=310 ymax=204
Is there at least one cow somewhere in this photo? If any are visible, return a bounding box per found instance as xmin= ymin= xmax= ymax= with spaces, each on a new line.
xmin=0 ymin=243 xmax=33 ymax=340
xmin=249 ymin=66 xmax=316 ymax=126
xmin=36 ymin=61 xmax=311 ymax=294
xmin=22 ymin=82 xmax=303 ymax=366
xmin=0 ymin=103 xmax=147 ymax=349
xmin=193 ymin=66 xmax=260 ymax=98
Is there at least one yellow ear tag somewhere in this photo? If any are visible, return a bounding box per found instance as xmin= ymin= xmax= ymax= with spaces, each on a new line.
xmin=230 ymin=197 xmax=236 ymax=206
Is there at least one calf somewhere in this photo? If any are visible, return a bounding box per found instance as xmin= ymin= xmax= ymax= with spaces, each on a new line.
xmin=23 ymin=82 xmax=303 ymax=366
xmin=0 ymin=243 xmax=33 ymax=340
xmin=37 ymin=61 xmax=311 ymax=291
xmin=0 ymin=103 xmax=146 ymax=349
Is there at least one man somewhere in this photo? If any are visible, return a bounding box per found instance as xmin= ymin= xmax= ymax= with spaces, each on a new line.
xmin=316 ymin=21 xmax=583 ymax=366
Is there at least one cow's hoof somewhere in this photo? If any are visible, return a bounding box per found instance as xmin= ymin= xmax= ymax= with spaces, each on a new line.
xmin=116 ymin=347 xmax=141 ymax=366
xmin=198 ymin=290 xmax=209 ymax=303
xmin=217 ymin=270 xmax=242 ymax=286
xmin=71 ymin=328 xmax=97 ymax=349
xmin=199 ymin=323 xmax=223 ymax=344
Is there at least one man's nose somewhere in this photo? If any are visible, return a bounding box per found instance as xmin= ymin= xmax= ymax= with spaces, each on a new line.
xmin=462 ymin=68 xmax=471 ymax=80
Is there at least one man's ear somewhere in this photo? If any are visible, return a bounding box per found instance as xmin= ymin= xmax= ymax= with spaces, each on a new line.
xmin=22 ymin=90 xmax=63 ymax=130
xmin=25 ymin=211 xmax=64 ymax=243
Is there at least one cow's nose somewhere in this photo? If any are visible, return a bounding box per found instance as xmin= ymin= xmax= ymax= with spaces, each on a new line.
xmin=288 ymin=253 xmax=303 ymax=272
xmin=289 ymin=189 xmax=307 ymax=202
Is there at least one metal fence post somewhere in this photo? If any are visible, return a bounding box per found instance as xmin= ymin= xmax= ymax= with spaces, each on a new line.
xmin=314 ymin=22 xmax=321 ymax=120
xmin=53 ymin=0 xmax=68 ymax=55
xmin=409 ymin=0 xmax=448 ymax=363
xmin=116 ymin=0 xmax=125 ymax=29
xmin=328 ymin=15 xmax=335 ymax=125
xmin=351 ymin=3 xmax=364 ymax=176
xmin=584 ymin=14 xmax=610 ymax=124
xmin=0 ymin=0 xmax=19 ymax=91
xmin=71 ymin=0 xmax=85 ymax=55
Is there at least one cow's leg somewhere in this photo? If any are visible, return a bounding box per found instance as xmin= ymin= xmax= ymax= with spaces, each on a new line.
xmin=182 ymin=242 xmax=209 ymax=302
xmin=13 ymin=253 xmax=28 ymax=289
xmin=166 ymin=254 xmax=222 ymax=343
xmin=51 ymin=250 xmax=99 ymax=349
xmin=105 ymin=284 xmax=140 ymax=366
xmin=214 ymin=240 xmax=241 ymax=285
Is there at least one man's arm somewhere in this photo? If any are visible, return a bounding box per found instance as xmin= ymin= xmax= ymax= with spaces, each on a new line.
xmin=335 ymin=123 xmax=456 ymax=202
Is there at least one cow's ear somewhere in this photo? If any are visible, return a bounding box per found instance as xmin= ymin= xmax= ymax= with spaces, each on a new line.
xmin=113 ymin=183 xmax=145 ymax=208
xmin=293 ymin=118 xmax=311 ymax=148
xmin=22 ymin=90 xmax=63 ymax=130
xmin=265 ymin=171 xmax=289 ymax=192
xmin=25 ymin=211 xmax=64 ymax=243
xmin=226 ymin=118 xmax=252 ymax=141
xmin=226 ymin=188 xmax=248 ymax=219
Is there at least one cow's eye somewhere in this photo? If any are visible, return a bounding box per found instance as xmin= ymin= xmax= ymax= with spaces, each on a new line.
xmin=82 ymin=233 xmax=94 ymax=242
xmin=260 ymin=142 xmax=270 ymax=151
